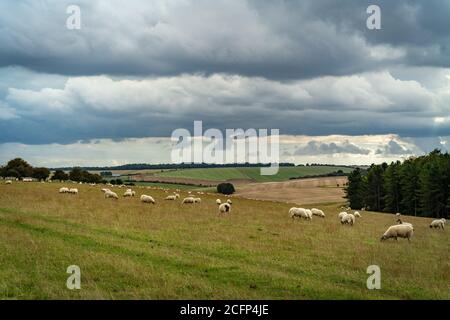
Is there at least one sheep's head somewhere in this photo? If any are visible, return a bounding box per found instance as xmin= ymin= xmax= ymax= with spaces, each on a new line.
xmin=380 ymin=235 xmax=387 ymax=241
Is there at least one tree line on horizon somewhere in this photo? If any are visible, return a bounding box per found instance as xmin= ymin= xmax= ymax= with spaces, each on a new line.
xmin=51 ymin=162 xmax=359 ymax=172
xmin=0 ymin=158 xmax=104 ymax=184
xmin=345 ymin=149 xmax=450 ymax=218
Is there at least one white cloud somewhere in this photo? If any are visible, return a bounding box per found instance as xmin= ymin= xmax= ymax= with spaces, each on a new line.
xmin=0 ymin=134 xmax=425 ymax=167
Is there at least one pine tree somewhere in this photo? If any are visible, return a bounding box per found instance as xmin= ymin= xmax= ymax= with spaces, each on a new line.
xmin=383 ymin=161 xmax=402 ymax=213
xmin=344 ymin=168 xmax=366 ymax=209
xmin=400 ymin=159 xmax=421 ymax=216
xmin=365 ymin=164 xmax=385 ymax=212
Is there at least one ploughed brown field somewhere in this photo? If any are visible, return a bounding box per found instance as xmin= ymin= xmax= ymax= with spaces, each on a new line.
xmin=235 ymin=177 xmax=348 ymax=204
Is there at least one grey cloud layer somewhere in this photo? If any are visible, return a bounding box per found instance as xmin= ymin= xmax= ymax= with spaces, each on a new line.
xmin=0 ymin=0 xmax=450 ymax=153
xmin=1 ymin=70 xmax=450 ymax=144
xmin=1 ymin=0 xmax=449 ymax=78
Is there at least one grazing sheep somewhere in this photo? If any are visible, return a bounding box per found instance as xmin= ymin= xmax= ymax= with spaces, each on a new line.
xmin=68 ymin=188 xmax=78 ymax=195
xmin=311 ymin=208 xmax=325 ymax=218
xmin=165 ymin=195 xmax=178 ymax=201
xmin=23 ymin=177 xmax=33 ymax=182
xmin=123 ymin=189 xmax=135 ymax=197
xmin=354 ymin=211 xmax=361 ymax=218
xmin=216 ymin=199 xmax=222 ymax=205
xmin=396 ymin=218 xmax=413 ymax=228
xmin=182 ymin=197 xmax=196 ymax=204
xmin=218 ymin=202 xmax=231 ymax=214
xmin=105 ymin=190 xmax=119 ymax=200
xmin=338 ymin=211 xmax=348 ymax=220
xmin=59 ymin=187 xmax=69 ymax=193
xmin=430 ymin=219 xmax=445 ymax=230
xmin=227 ymin=199 xmax=232 ymax=205
xmin=289 ymin=207 xmax=311 ymax=220
xmin=395 ymin=212 xmax=401 ymax=216
xmin=140 ymin=195 xmax=156 ymax=204
xmin=381 ymin=224 xmax=414 ymax=242
xmin=5 ymin=180 xmax=12 ymax=185
xmin=341 ymin=213 xmax=355 ymax=226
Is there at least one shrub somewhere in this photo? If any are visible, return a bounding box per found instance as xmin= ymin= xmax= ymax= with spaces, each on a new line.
xmin=217 ymin=183 xmax=235 ymax=195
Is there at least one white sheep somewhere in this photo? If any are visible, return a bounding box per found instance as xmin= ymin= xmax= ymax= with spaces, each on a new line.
xmin=182 ymin=197 xmax=196 ymax=204
xmin=396 ymin=218 xmax=413 ymax=228
xmin=311 ymin=208 xmax=325 ymax=218
xmin=105 ymin=190 xmax=119 ymax=200
xmin=227 ymin=199 xmax=232 ymax=205
xmin=194 ymin=198 xmax=202 ymax=203
xmin=430 ymin=219 xmax=445 ymax=230
xmin=123 ymin=189 xmax=135 ymax=197
xmin=338 ymin=211 xmax=348 ymax=220
xmin=354 ymin=211 xmax=361 ymax=218
xmin=140 ymin=195 xmax=156 ymax=204
xmin=341 ymin=213 xmax=355 ymax=226
xmin=218 ymin=202 xmax=231 ymax=214
xmin=395 ymin=212 xmax=401 ymax=216
xmin=101 ymin=188 xmax=110 ymax=193
xmin=59 ymin=187 xmax=69 ymax=193
xmin=216 ymin=199 xmax=222 ymax=205
xmin=165 ymin=194 xmax=178 ymax=201
xmin=381 ymin=224 xmax=414 ymax=242
xmin=289 ymin=207 xmax=311 ymax=220
xmin=5 ymin=180 xmax=12 ymax=185
xmin=68 ymin=188 xmax=78 ymax=195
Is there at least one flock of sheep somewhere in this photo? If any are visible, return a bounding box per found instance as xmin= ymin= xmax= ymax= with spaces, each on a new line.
xmin=289 ymin=205 xmax=446 ymax=242
xmin=4 ymin=179 xmax=447 ymax=239
xmin=57 ymin=185 xmax=234 ymax=215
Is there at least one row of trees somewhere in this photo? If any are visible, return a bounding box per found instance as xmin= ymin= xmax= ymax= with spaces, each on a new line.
xmin=345 ymin=150 xmax=450 ymax=218
xmin=0 ymin=158 xmax=50 ymax=181
xmin=55 ymin=162 xmax=297 ymax=171
xmin=54 ymin=167 xmax=103 ymax=184
xmin=0 ymin=158 xmax=105 ymax=184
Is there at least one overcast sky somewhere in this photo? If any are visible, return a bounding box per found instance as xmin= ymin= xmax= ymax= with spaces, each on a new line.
xmin=1 ymin=0 xmax=449 ymax=167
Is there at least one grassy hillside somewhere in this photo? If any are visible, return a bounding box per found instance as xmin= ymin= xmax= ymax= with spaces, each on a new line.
xmin=0 ymin=182 xmax=448 ymax=299
xmin=153 ymin=166 xmax=353 ymax=182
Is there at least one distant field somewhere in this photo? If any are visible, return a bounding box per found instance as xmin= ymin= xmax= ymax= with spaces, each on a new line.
xmin=132 ymin=182 xmax=206 ymax=190
xmin=152 ymin=166 xmax=353 ymax=182
xmin=235 ymin=177 xmax=348 ymax=205
xmin=0 ymin=181 xmax=448 ymax=299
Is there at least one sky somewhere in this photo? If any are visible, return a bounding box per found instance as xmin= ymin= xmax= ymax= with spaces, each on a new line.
xmin=1 ymin=0 xmax=450 ymax=167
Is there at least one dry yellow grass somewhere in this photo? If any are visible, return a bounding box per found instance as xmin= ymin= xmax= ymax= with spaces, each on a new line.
xmin=0 ymin=181 xmax=448 ymax=299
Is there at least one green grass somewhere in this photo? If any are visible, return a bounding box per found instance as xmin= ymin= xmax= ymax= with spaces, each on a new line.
xmin=0 ymin=182 xmax=448 ymax=299
xmin=154 ymin=166 xmax=353 ymax=182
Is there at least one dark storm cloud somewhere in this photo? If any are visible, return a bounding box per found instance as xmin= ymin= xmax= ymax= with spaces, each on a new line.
xmin=0 ymin=1 xmax=450 ymax=147
xmin=0 ymin=0 xmax=449 ymax=79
